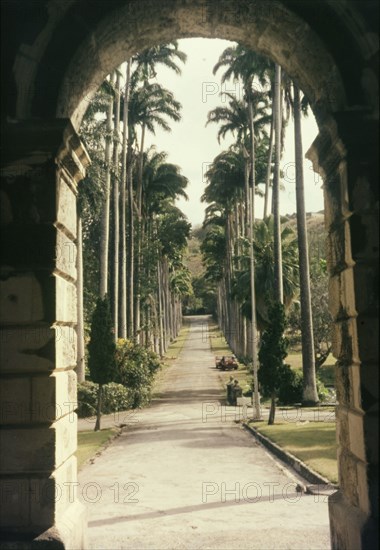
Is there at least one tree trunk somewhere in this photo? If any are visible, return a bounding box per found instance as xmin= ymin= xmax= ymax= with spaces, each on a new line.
xmin=94 ymin=383 xmax=103 ymax=431
xmin=263 ymin=108 xmax=274 ymax=219
xmin=273 ymin=63 xmax=283 ymax=304
xmin=127 ymin=140 xmax=134 ymax=338
xmin=134 ymin=124 xmax=146 ymax=341
xmin=119 ymin=60 xmax=131 ymax=339
xmin=293 ymin=83 xmax=319 ymax=406
xmin=112 ymin=71 xmax=121 ymax=340
xmin=268 ymin=392 xmax=276 ymax=425
xmin=157 ymin=259 xmax=164 ymax=357
xmin=246 ymin=101 xmax=261 ymax=420
xmin=99 ymin=75 xmax=114 ymax=297
xmin=76 ymin=213 xmax=85 ymax=383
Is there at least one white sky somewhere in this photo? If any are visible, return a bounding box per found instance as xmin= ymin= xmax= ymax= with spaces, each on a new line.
xmin=138 ymin=38 xmax=323 ymax=227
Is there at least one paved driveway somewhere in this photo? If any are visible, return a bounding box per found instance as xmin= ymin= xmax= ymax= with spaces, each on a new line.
xmin=78 ymin=316 xmax=331 ymax=549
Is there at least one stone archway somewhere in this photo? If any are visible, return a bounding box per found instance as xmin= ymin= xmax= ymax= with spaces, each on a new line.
xmin=0 ymin=1 xmax=378 ymax=548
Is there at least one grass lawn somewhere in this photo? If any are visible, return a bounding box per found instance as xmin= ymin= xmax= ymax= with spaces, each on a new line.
xmin=287 ymin=351 xmax=336 ymax=387
xmin=77 ymin=428 xmax=116 ymax=469
xmin=250 ymin=420 xmax=338 ymax=484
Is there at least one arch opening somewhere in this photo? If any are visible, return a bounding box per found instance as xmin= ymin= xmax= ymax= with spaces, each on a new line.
xmin=1 ymin=1 xmax=378 ymax=549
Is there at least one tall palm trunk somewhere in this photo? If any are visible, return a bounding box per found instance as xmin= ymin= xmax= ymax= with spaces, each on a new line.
xmin=273 ymin=63 xmax=283 ymax=304
xmin=134 ymin=124 xmax=146 ymax=341
xmin=263 ymin=107 xmax=274 ymax=218
xmin=157 ymin=259 xmax=165 ymax=357
xmin=99 ymin=75 xmax=114 ymax=297
xmin=112 ymin=71 xmax=121 ymax=340
xmin=293 ymin=84 xmax=319 ymax=406
xmin=76 ymin=212 xmax=85 ymax=383
xmin=120 ymin=61 xmax=131 ymax=339
xmin=247 ymin=97 xmax=261 ymax=420
xmin=127 ymin=139 xmax=134 ymax=338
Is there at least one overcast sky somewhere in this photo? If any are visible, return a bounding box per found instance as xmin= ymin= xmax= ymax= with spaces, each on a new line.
xmin=140 ymin=38 xmax=323 ymax=227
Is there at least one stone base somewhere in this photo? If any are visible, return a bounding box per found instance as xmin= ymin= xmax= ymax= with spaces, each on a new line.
xmin=0 ymin=501 xmax=87 ymax=550
xmin=329 ymin=490 xmax=377 ymax=550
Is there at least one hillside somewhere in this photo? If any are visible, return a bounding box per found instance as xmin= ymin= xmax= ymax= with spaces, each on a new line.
xmin=184 ymin=225 xmax=206 ymax=279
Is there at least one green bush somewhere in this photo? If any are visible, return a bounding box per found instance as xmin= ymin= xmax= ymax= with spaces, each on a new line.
xmin=77 ymin=381 xmax=132 ymax=418
xmin=276 ymin=368 xmax=331 ymax=405
xmin=277 ymin=365 xmax=303 ymax=405
xmin=115 ymin=339 xmax=161 ymax=408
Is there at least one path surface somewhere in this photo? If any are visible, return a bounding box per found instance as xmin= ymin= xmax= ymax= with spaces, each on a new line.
xmin=78 ymin=316 xmax=331 ymax=549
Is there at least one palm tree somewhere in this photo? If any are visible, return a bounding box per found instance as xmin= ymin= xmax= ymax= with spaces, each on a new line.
xmin=273 ymin=63 xmax=283 ymax=304
xmin=202 ymin=148 xmax=245 ymax=352
xmin=99 ymin=74 xmax=115 ymax=298
xmin=212 ymin=44 xmax=272 ymax=419
xmin=140 ymin=148 xmax=189 ymax=348
xmin=232 ymin=216 xmax=299 ymax=330
xmin=112 ymin=70 xmax=122 ymax=339
xmin=119 ymin=60 xmax=131 ymax=339
xmin=128 ymin=81 xmax=183 ymax=338
xmin=292 ymin=83 xmax=319 ymax=405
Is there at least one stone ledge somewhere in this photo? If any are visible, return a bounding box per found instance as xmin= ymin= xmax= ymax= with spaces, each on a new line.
xmin=243 ymin=422 xmax=338 ymax=491
xmin=0 ymin=500 xmax=87 ymax=549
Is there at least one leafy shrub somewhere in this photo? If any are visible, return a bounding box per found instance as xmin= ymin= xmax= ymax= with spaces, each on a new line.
xmin=115 ymin=339 xmax=161 ymax=408
xmin=277 ymin=368 xmax=332 ymax=405
xmin=317 ymin=378 xmax=330 ymax=402
xmin=77 ymin=381 xmax=132 ymax=418
xmin=277 ymin=365 xmax=303 ymax=405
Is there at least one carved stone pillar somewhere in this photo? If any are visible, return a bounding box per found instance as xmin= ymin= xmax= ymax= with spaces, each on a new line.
xmin=0 ymin=120 xmax=90 ymax=548
xmin=307 ymin=112 xmax=378 ymax=550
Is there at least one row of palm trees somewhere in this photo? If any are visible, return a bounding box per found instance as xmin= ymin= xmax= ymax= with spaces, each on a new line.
xmin=201 ymin=44 xmax=319 ymax=409
xmin=77 ymin=43 xmax=192 ymax=381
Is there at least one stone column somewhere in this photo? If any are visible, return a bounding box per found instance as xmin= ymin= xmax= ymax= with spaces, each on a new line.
xmin=307 ymin=113 xmax=378 ymax=550
xmin=0 ymin=120 xmax=90 ymax=548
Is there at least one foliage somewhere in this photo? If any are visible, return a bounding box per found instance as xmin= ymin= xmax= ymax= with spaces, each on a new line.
xmin=276 ymin=368 xmax=331 ymax=405
xmin=277 ymin=366 xmax=303 ymax=405
xmin=115 ymin=339 xmax=161 ymax=408
xmin=287 ymin=257 xmax=333 ymax=369
xmin=88 ymin=296 xmax=117 ymax=385
xmin=258 ymin=301 xmax=290 ymax=396
xmin=232 ymin=216 xmax=299 ymax=330
xmin=77 ymin=381 xmax=132 ymax=418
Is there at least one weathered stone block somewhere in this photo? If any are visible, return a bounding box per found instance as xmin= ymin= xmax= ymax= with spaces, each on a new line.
xmin=329 ymin=490 xmax=366 ymax=550
xmin=0 ymin=479 xmax=30 ymax=529
xmin=339 ymin=451 xmax=359 ymax=507
xmin=0 ymin=414 xmax=77 ymax=474
xmin=327 ymin=221 xmax=354 ymax=274
xmin=31 ymin=370 xmax=77 ymax=423
xmin=356 ymin=314 xmax=379 ymax=364
xmin=55 ymin=275 xmax=77 ymax=324
xmin=30 ymin=455 xmax=78 ymax=527
xmin=55 ymin=325 xmax=76 ymax=370
xmin=328 ymin=268 xmax=357 ymax=321
xmin=352 ymin=263 xmax=378 ymax=316
xmin=348 ymin=410 xmax=366 ymax=462
xmin=356 ymin=460 xmax=370 ymax=516
xmin=0 ymin=273 xmax=44 ymax=324
xmin=56 ymin=174 xmax=77 ymax=238
xmin=332 ymin=318 xmax=360 ymax=366
xmin=55 ymin=230 xmax=77 ymax=281
xmin=0 ymin=378 xmax=31 ymax=424
xmin=359 ymin=364 xmax=378 ymax=412
xmin=336 ymin=406 xmax=349 ymax=451
xmin=0 ymin=326 xmax=55 ymax=374
xmin=349 ymin=212 xmax=379 ymax=262
xmin=335 ymin=364 xmax=361 ymax=410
